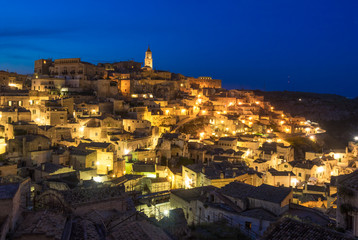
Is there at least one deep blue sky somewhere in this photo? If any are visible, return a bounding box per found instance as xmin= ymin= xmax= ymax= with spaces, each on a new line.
xmin=1 ymin=0 xmax=357 ymax=97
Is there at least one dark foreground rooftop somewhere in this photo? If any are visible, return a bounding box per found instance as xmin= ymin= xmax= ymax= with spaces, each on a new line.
xmin=263 ymin=217 xmax=353 ymax=240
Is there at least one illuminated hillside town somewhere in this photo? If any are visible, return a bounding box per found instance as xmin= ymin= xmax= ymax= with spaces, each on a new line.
xmin=0 ymin=47 xmax=357 ymax=240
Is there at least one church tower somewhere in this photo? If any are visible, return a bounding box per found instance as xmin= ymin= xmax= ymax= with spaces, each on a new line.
xmin=144 ymin=46 xmax=153 ymax=69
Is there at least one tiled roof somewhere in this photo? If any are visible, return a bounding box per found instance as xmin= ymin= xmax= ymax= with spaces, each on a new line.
xmin=289 ymin=160 xmax=318 ymax=169
xmin=220 ymin=181 xmax=256 ymax=200
xmin=132 ymin=164 xmax=155 ymax=173
xmin=36 ymin=162 xmax=68 ymax=173
xmin=110 ymin=174 xmax=143 ymax=185
xmin=62 ymin=185 xmax=124 ymax=205
xmin=206 ymin=202 xmax=237 ymax=212
xmin=171 ymin=186 xmax=217 ymax=203
xmin=338 ymin=170 xmax=358 ymax=191
xmin=70 ymin=148 xmax=96 ymax=156
xmin=14 ymin=134 xmax=50 ymax=142
xmin=268 ymin=168 xmax=295 ymax=176
xmin=254 ymin=158 xmax=268 ymax=163
xmin=110 ymin=220 xmax=171 ymax=240
xmin=161 ymin=133 xmax=179 ymax=139
xmin=249 ymin=184 xmax=292 ymax=204
xmin=299 ymin=194 xmax=326 ymax=203
xmin=14 ymin=211 xmax=66 ymax=239
xmin=38 ymin=125 xmax=55 ymax=130
xmin=263 ymin=217 xmax=353 ymax=240
xmin=261 ymin=142 xmax=279 ymax=151
xmin=287 ymin=203 xmax=332 ymax=226
xmin=77 ymin=142 xmax=112 ymax=149
xmin=239 ymin=208 xmax=278 ymax=222
xmin=212 ymin=156 xmax=229 ymax=161
xmin=185 ymin=162 xmax=247 ymax=180
xmin=306 ymin=185 xmax=326 ymax=192
xmin=150 ymin=177 xmax=169 ymax=183
xmin=219 ymin=137 xmax=237 ymax=141
xmin=220 ymin=181 xmax=292 ymax=204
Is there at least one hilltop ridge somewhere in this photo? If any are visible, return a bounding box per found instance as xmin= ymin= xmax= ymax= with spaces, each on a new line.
xmin=254 ymin=90 xmax=358 ymax=148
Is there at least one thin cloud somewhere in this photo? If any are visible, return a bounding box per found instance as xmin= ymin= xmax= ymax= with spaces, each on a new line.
xmin=0 ymin=27 xmax=77 ymax=38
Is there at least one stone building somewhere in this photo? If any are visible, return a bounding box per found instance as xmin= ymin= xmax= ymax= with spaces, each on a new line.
xmin=31 ymin=77 xmax=65 ymax=92
xmin=170 ymin=183 xmax=286 ymax=237
xmin=119 ymin=79 xmax=131 ymax=96
xmin=104 ymin=60 xmax=142 ymax=72
xmin=122 ymin=119 xmax=151 ymax=133
xmin=34 ymin=59 xmax=52 ymax=76
xmin=0 ymin=178 xmax=31 ymax=237
xmin=182 ymin=161 xmax=253 ymax=189
xmin=336 ymin=170 xmax=358 ymax=237
xmin=117 ymin=135 xmax=154 ymax=156
xmin=36 ymin=58 xmax=104 ymax=80
xmin=217 ymin=137 xmax=238 ymax=151
xmin=6 ymin=134 xmax=51 ymax=166
xmin=220 ymin=182 xmax=293 ymax=216
xmin=38 ymin=126 xmax=72 ymax=145
xmin=0 ymin=108 xmax=31 ymax=125
xmin=142 ymin=177 xmax=170 ymax=194
xmin=0 ymin=71 xmax=27 ymax=88
xmin=77 ymin=142 xmax=115 ymax=174
xmin=34 ymin=162 xmax=75 ymax=182
xmin=131 ymin=149 xmax=158 ymax=163
xmin=95 ymin=79 xmax=119 ymax=98
xmin=265 ymin=168 xmax=298 ymax=187
xmin=4 ymin=121 xmax=38 ymax=140
xmin=189 ymin=76 xmax=222 ymax=89
xmin=69 ymin=148 xmax=97 ymax=170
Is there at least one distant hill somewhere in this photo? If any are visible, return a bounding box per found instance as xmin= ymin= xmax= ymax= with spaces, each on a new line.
xmin=254 ymin=90 xmax=358 ymax=149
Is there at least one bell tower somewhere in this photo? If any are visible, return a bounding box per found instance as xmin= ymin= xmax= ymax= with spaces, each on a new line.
xmin=144 ymin=46 xmax=153 ymax=69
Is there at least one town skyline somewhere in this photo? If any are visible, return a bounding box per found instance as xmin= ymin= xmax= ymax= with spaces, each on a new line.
xmin=2 ymin=45 xmax=358 ymax=98
xmin=1 ymin=0 xmax=358 ymax=97
xmin=1 ymin=50 xmax=357 ymax=238
xmin=1 ymin=1 xmax=358 ymax=237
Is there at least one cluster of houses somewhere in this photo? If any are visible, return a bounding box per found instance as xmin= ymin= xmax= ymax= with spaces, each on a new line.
xmin=0 ymin=51 xmax=357 ymax=239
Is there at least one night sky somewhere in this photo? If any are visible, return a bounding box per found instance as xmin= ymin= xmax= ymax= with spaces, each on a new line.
xmin=1 ymin=0 xmax=357 ymax=97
